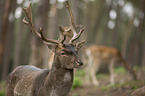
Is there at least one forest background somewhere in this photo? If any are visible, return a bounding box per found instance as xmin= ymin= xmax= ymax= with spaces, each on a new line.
xmin=0 ymin=0 xmax=145 ymax=84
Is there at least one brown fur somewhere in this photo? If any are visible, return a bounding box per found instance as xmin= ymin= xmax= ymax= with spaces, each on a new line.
xmin=84 ymin=45 xmax=137 ymax=86
xmin=6 ymin=43 xmax=85 ymax=96
xmin=6 ymin=1 xmax=85 ymax=95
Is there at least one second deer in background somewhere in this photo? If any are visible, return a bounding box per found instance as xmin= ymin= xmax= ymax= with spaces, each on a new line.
xmin=84 ymin=45 xmax=137 ymax=86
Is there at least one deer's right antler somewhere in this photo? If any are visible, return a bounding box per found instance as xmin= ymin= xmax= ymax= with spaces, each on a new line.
xmin=22 ymin=3 xmax=60 ymax=44
xmin=58 ymin=26 xmax=66 ymax=43
xmin=66 ymin=1 xmax=85 ymax=44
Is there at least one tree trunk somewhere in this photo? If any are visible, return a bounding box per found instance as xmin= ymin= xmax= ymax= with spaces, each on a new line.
xmin=13 ymin=18 xmax=24 ymax=68
xmin=0 ymin=0 xmax=11 ymax=74
xmin=136 ymin=0 xmax=145 ymax=66
xmin=111 ymin=3 xmax=121 ymax=47
xmin=48 ymin=2 xmax=58 ymax=39
xmin=102 ymin=2 xmax=112 ymax=45
xmin=121 ymin=16 xmax=134 ymax=58
xmin=0 ymin=0 xmax=6 ymax=80
xmin=83 ymin=2 xmax=94 ymax=44
xmin=29 ymin=0 xmax=50 ymax=68
xmin=1 ymin=0 xmax=16 ymax=80
xmin=20 ymin=27 xmax=31 ymax=65
xmin=128 ymin=0 xmax=145 ymax=66
xmin=142 ymin=43 xmax=145 ymax=66
xmin=92 ymin=0 xmax=106 ymax=44
xmin=0 ymin=0 xmax=6 ymax=40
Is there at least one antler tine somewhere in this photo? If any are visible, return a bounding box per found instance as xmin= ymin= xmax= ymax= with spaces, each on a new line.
xmin=22 ymin=3 xmax=41 ymax=38
xmin=58 ymin=26 xmax=66 ymax=43
xmin=39 ymin=27 xmax=59 ymax=44
xmin=69 ymin=28 xmax=85 ymax=43
xmin=66 ymin=1 xmax=77 ymax=35
xmin=22 ymin=3 xmax=59 ymax=44
xmin=66 ymin=1 xmax=85 ymax=43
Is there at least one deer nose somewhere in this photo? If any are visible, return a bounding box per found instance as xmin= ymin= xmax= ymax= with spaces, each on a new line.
xmin=77 ymin=61 xmax=83 ymax=66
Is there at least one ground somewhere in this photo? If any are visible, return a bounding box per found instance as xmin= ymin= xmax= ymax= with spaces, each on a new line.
xmin=70 ymin=67 xmax=145 ymax=96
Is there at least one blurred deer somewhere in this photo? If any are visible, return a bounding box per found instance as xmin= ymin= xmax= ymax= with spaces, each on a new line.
xmin=84 ymin=45 xmax=137 ymax=86
xmin=6 ymin=1 xmax=85 ymax=96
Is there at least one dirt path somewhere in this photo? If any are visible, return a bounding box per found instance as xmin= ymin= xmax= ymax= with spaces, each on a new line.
xmin=70 ymin=69 xmax=145 ymax=96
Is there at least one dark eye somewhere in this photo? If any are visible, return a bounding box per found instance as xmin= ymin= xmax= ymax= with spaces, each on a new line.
xmin=61 ymin=51 xmax=66 ymax=56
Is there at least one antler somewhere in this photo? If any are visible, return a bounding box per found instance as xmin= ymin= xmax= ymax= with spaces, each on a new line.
xmin=22 ymin=3 xmax=59 ymax=44
xmin=59 ymin=26 xmax=66 ymax=43
xmin=66 ymin=1 xmax=85 ymax=43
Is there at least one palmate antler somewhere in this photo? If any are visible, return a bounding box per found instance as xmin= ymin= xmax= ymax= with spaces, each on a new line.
xmin=22 ymin=3 xmax=65 ymax=44
xmin=66 ymin=1 xmax=85 ymax=43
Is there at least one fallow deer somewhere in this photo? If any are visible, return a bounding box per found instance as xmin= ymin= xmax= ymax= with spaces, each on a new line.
xmin=84 ymin=45 xmax=137 ymax=86
xmin=6 ymin=1 xmax=85 ymax=96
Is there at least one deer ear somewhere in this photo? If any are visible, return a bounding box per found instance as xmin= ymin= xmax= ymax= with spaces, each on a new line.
xmin=46 ymin=43 xmax=58 ymax=52
xmin=75 ymin=41 xmax=85 ymax=50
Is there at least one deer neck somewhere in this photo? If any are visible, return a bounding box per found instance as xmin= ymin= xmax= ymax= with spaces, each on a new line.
xmin=45 ymin=55 xmax=74 ymax=96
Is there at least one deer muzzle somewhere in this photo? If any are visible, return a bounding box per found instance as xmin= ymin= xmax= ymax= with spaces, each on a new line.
xmin=75 ymin=60 xmax=83 ymax=68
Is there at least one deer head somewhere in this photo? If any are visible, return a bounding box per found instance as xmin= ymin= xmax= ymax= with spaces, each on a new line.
xmin=22 ymin=2 xmax=85 ymax=69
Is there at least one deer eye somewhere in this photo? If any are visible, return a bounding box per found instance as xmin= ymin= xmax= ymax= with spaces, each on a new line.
xmin=61 ymin=51 xmax=66 ymax=56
